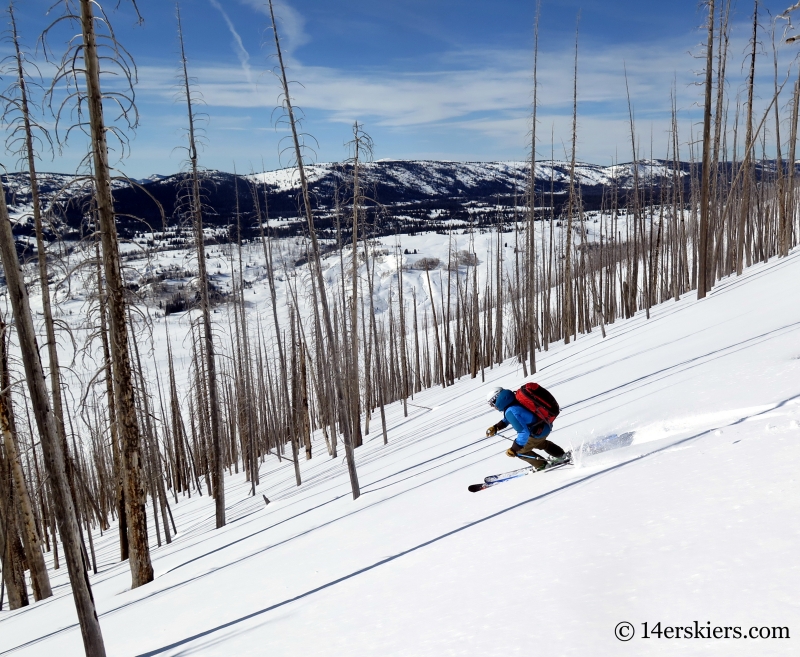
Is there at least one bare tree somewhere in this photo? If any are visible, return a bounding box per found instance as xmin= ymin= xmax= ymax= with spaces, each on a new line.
xmin=698 ymin=0 xmax=716 ymax=299
xmin=737 ymin=1 xmax=759 ymax=275
xmin=527 ymin=0 xmax=542 ymax=374
xmin=0 ymin=3 xmax=53 ymax=601
xmin=563 ymin=16 xmax=580 ymax=342
xmin=0 ymin=179 xmax=106 ymax=654
xmin=175 ymin=2 xmax=225 ymax=528
xmin=268 ymin=0 xmax=360 ymax=499
xmin=45 ymin=0 xmax=154 ymax=587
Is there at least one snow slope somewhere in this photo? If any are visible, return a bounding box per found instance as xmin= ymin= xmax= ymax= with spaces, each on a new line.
xmin=2 ymin=250 xmax=799 ymax=656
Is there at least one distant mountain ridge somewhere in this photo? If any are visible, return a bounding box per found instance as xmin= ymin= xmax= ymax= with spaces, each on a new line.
xmin=0 ymin=158 xmax=786 ymax=242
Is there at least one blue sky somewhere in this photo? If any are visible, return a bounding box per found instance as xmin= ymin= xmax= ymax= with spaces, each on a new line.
xmin=3 ymin=0 xmax=799 ymax=178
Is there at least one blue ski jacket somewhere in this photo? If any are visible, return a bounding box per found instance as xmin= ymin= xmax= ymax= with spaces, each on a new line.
xmin=494 ymin=389 xmax=552 ymax=446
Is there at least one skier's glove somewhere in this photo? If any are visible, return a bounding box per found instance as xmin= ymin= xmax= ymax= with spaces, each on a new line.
xmin=506 ymin=448 xmax=517 ymax=458
xmin=486 ymin=425 xmax=498 ymax=437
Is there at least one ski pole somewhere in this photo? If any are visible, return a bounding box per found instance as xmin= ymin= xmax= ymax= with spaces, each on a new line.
xmin=514 ymin=452 xmax=544 ymax=461
xmin=485 ymin=428 xmax=511 ymax=440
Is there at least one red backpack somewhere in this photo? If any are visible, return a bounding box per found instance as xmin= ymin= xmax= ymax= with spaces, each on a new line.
xmin=515 ymin=382 xmax=560 ymax=424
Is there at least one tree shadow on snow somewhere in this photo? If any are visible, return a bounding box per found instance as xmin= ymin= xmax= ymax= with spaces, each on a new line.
xmin=130 ymin=392 xmax=800 ymax=657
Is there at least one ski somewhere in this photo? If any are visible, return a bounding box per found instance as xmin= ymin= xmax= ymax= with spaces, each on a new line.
xmin=468 ymin=452 xmax=572 ymax=492
xmin=468 ymin=467 xmax=532 ymax=491
xmin=484 ymin=465 xmax=536 ymax=484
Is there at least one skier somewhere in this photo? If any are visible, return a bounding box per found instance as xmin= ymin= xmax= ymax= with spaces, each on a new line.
xmin=485 ymin=386 xmax=568 ymax=470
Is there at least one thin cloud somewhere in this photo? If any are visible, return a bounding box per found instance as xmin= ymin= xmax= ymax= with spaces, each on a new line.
xmin=139 ymin=38 xmax=702 ymax=125
xmin=238 ymin=0 xmax=310 ymax=50
xmin=209 ymin=0 xmax=255 ymax=88
xmin=134 ymin=17 xmax=796 ymax=165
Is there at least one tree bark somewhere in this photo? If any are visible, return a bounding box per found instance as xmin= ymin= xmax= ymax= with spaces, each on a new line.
xmin=698 ymin=0 xmax=716 ymax=298
xmin=268 ymin=0 xmax=359 ymax=498
xmin=177 ymin=6 xmax=225 ymax=526
xmin=0 ymin=177 xmax=106 ymax=654
xmin=0 ymin=323 xmax=52 ymax=600
xmin=79 ymin=0 xmax=153 ymax=587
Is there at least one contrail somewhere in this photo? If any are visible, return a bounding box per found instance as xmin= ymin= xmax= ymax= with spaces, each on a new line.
xmin=208 ymin=0 xmax=254 ymax=88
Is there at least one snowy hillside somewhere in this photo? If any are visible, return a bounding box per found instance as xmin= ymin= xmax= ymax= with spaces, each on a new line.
xmin=246 ymin=158 xmax=687 ymax=196
xmin=28 ymin=219 xmax=629 ymax=404
xmin=1 ymin=244 xmax=798 ymax=654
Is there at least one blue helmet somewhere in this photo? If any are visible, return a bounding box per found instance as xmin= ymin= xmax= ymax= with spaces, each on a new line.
xmin=493 ymin=389 xmax=517 ymax=412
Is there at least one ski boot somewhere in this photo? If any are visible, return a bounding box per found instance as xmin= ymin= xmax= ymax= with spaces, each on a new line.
xmin=545 ymin=451 xmax=572 ymax=469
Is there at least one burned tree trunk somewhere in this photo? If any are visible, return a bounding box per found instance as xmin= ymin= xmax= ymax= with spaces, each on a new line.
xmin=268 ymin=0 xmax=360 ymax=499
xmin=0 ymin=320 xmax=52 ymax=600
xmin=176 ymin=5 xmax=225 ymax=527
xmin=78 ymin=0 xmax=153 ymax=587
xmin=0 ymin=176 xmax=106 ymax=653
xmin=698 ymin=0 xmax=716 ymax=299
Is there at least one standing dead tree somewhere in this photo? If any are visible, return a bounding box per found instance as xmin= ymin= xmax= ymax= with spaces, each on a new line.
xmin=347 ymin=123 xmax=373 ymax=437
xmin=563 ymin=16 xmax=580 ymax=343
xmin=0 ymin=2 xmax=54 ymax=602
xmin=44 ymin=0 xmax=153 ymax=587
xmin=267 ymin=0 xmax=360 ymax=499
xmin=526 ymin=0 xmax=542 ymax=375
xmin=175 ymin=2 xmax=225 ymax=528
xmin=698 ymin=0 xmax=716 ymax=299
xmin=0 ymin=320 xmax=51 ymax=601
xmin=738 ymin=0 xmax=759 ymax=275
xmin=0 ymin=180 xmax=106 ymax=653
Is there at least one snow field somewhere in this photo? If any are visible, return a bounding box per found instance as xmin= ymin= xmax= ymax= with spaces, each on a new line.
xmin=1 ymin=247 xmax=799 ymax=655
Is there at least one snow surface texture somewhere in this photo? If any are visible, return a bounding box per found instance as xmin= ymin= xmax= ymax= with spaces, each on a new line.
xmin=2 ymin=251 xmax=800 ymax=656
